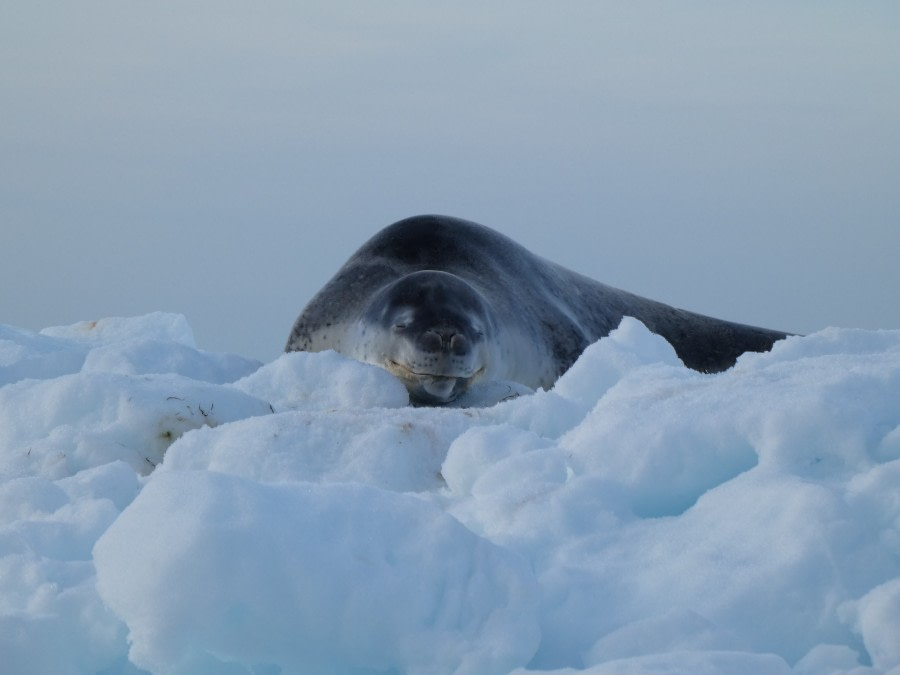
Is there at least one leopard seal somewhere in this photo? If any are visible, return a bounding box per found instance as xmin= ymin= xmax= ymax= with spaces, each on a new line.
xmin=286 ymin=215 xmax=790 ymax=405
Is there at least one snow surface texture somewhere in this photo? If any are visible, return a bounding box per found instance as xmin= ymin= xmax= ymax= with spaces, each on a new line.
xmin=2 ymin=312 xmax=900 ymax=674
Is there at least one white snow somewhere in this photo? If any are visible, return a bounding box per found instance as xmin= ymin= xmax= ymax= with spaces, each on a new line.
xmin=2 ymin=312 xmax=900 ymax=674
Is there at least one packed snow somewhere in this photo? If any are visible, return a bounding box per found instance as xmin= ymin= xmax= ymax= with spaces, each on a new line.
xmin=2 ymin=312 xmax=900 ymax=674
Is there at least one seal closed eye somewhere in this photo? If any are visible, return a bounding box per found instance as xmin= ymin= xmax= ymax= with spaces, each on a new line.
xmin=286 ymin=215 xmax=791 ymax=405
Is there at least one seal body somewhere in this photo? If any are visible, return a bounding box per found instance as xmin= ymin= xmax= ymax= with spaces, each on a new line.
xmin=286 ymin=215 xmax=790 ymax=404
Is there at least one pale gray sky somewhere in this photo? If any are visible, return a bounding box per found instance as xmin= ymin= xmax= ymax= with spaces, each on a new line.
xmin=2 ymin=2 xmax=899 ymax=361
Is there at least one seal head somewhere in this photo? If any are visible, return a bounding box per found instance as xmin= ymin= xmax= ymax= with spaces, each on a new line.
xmin=356 ymin=270 xmax=494 ymax=404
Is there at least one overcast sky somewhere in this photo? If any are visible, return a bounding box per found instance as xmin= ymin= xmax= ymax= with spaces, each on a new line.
xmin=2 ymin=2 xmax=898 ymax=361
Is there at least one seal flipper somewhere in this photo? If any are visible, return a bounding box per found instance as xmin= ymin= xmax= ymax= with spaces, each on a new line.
xmin=639 ymin=308 xmax=790 ymax=373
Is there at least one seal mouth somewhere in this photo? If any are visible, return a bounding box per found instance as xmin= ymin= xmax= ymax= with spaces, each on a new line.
xmin=385 ymin=360 xmax=485 ymax=404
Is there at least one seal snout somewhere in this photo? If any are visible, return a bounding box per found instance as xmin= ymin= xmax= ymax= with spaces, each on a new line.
xmin=418 ymin=329 xmax=469 ymax=356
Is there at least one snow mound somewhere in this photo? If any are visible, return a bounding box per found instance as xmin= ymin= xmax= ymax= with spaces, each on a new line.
xmin=94 ymin=471 xmax=540 ymax=674
xmin=233 ymin=349 xmax=409 ymax=410
xmin=1 ymin=312 xmax=900 ymax=674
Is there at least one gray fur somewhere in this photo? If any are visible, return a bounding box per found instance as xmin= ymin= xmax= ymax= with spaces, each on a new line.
xmin=287 ymin=215 xmax=790 ymax=404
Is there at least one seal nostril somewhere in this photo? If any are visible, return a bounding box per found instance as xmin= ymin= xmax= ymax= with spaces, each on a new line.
xmin=419 ymin=330 xmax=442 ymax=352
xmin=449 ymin=333 xmax=468 ymax=355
